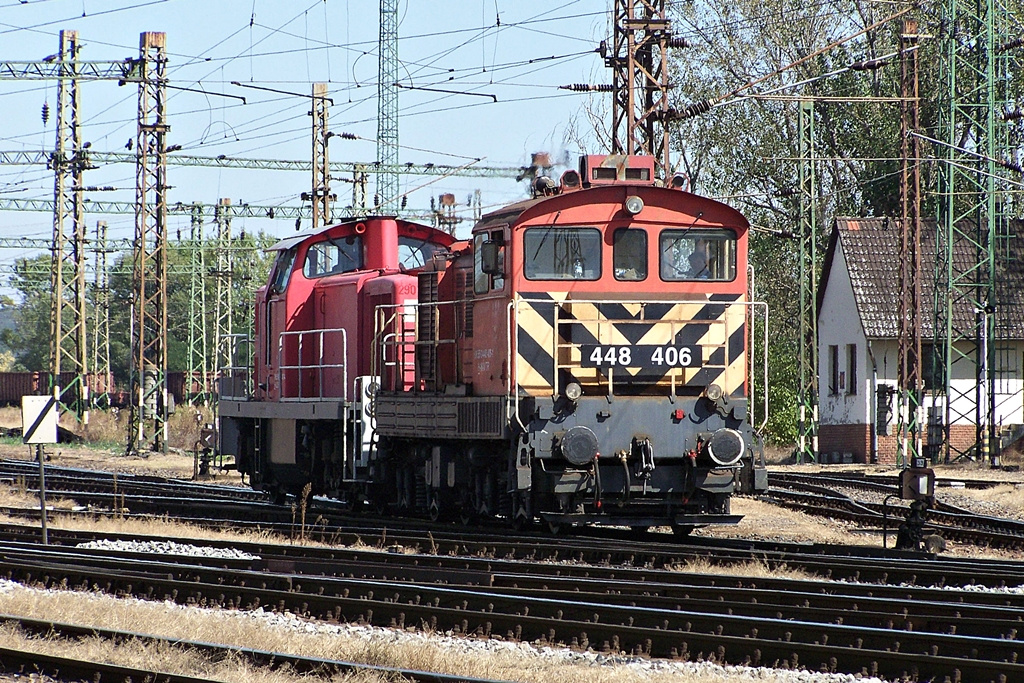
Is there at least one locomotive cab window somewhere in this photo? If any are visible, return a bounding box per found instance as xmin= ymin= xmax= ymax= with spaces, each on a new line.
xmin=303 ymin=236 xmax=364 ymax=278
xmin=474 ymin=230 xmax=506 ymax=294
xmin=613 ymin=228 xmax=647 ymax=281
xmin=659 ymin=229 xmax=736 ymax=281
xmin=524 ymin=226 xmax=601 ymax=281
xmin=269 ymin=247 xmax=298 ymax=294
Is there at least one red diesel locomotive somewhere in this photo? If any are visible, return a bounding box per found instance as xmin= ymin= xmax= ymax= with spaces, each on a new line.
xmin=218 ymin=154 xmax=769 ymax=532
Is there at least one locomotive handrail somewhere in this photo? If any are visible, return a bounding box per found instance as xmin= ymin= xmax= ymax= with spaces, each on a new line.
xmin=217 ymin=333 xmax=253 ymax=401
xmin=276 ymin=327 xmax=348 ymax=402
xmin=371 ymin=301 xmax=470 ymax=393
xmin=370 ymin=305 xmax=418 ymax=392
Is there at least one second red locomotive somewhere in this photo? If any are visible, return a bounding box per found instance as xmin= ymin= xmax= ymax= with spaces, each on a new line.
xmin=218 ymin=154 xmax=769 ymax=533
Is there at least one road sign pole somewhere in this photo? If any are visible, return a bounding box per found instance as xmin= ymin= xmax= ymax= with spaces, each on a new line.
xmin=36 ymin=444 xmax=47 ymax=545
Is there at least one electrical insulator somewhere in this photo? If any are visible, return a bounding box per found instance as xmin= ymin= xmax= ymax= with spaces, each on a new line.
xmin=400 ymin=195 xmax=407 ymax=209
xmin=667 ymin=37 xmax=690 ymax=48
xmin=559 ymin=83 xmax=613 ymax=92
xmin=295 ymin=218 xmax=301 ymax=231
xmin=41 ymin=101 xmax=50 ymax=125
xmin=675 ymin=99 xmax=714 ymax=119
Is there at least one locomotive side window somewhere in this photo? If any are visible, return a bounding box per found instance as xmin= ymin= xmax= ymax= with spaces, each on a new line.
xmin=659 ymin=229 xmax=736 ymax=281
xmin=524 ymin=227 xmax=601 ymax=281
xmin=613 ymin=228 xmax=647 ymax=281
xmin=303 ymin=236 xmax=364 ymax=278
xmin=269 ymin=247 xmax=298 ymax=294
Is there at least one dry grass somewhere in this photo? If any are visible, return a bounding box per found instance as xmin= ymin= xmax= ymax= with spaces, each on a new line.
xmin=0 ymin=480 xmax=78 ymax=511
xmin=0 ymin=405 xmax=216 ymax=455
xmin=694 ymin=497 xmax=876 ymax=546
xmin=0 ymin=581 xmax=819 ymax=683
xmin=669 ymin=555 xmax=818 ymax=581
xmin=956 ymin=483 xmax=1024 ymax=510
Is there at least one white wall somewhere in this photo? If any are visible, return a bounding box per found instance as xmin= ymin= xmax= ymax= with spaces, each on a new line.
xmin=817 ymin=242 xmax=872 ymax=426
xmin=817 ymin=239 xmax=1024 ymax=429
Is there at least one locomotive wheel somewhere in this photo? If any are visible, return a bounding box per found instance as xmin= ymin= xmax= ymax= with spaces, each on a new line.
xmin=546 ymin=520 xmax=565 ymax=535
xmin=672 ymin=524 xmax=695 ymax=537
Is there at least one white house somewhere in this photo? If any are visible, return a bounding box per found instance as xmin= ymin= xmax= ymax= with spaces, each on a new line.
xmin=816 ymin=218 xmax=1024 ymax=463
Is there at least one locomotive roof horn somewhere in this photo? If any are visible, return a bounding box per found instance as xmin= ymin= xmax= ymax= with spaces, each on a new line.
xmin=354 ymin=221 xmax=367 ymax=234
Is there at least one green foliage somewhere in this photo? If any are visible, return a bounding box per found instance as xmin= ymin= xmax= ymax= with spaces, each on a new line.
xmin=667 ymin=1 xmax=937 ymax=443
xmin=3 ymin=233 xmax=277 ymax=383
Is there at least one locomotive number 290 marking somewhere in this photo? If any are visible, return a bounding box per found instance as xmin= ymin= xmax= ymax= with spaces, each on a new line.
xmin=581 ymin=344 xmax=702 ymax=369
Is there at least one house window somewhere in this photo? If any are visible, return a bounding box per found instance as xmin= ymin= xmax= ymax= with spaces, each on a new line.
xmin=922 ymin=343 xmax=945 ymax=390
xmin=846 ymin=344 xmax=857 ymax=395
xmin=828 ymin=345 xmax=839 ymax=396
xmin=995 ymin=346 xmax=1017 ymax=394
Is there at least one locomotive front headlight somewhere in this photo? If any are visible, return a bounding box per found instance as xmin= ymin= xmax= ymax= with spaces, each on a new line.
xmin=624 ymin=195 xmax=644 ymax=215
xmin=705 ymin=383 xmax=723 ymax=402
xmin=564 ymin=381 xmax=583 ymax=401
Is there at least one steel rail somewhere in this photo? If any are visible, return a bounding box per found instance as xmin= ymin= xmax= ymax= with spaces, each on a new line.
xmin=0 ymin=545 xmax=1022 ymax=681
xmin=0 ymin=645 xmax=222 ymax=683
xmin=0 ymin=614 xmax=507 ymax=683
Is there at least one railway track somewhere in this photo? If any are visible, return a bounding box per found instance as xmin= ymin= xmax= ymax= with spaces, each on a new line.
xmin=768 ymin=471 xmax=1024 ymax=549
xmin=0 ymin=614 xmax=502 ymax=683
xmin=0 ymin=524 xmax=1023 ymax=680
xmin=4 ymin=460 xmax=1024 ymax=679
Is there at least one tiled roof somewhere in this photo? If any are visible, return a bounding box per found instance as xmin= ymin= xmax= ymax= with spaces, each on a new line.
xmin=820 ymin=217 xmax=1024 ymax=339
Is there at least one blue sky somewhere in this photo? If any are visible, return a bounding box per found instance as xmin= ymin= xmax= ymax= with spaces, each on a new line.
xmin=0 ymin=0 xmax=614 ymax=269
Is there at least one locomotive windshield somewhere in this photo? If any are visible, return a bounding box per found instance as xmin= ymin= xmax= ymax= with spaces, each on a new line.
xmin=269 ymin=247 xmax=298 ymax=293
xmin=524 ymin=226 xmax=602 ymax=280
xmin=613 ymin=228 xmax=647 ymax=281
xmin=659 ymin=229 xmax=736 ymax=281
xmin=398 ymin=235 xmax=444 ymax=270
xmin=303 ymin=236 xmax=364 ymax=277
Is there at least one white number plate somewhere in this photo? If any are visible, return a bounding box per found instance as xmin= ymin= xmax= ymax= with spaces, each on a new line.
xmin=580 ymin=345 xmax=702 ymax=369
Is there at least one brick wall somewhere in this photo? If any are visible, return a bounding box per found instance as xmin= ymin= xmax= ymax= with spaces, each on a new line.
xmin=819 ymin=423 xmax=980 ymax=464
xmin=818 ymin=424 xmax=871 ymax=463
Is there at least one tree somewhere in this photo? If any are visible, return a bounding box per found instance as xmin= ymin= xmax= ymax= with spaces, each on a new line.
xmin=665 ymin=1 xmax=931 ymax=443
xmin=2 ymin=233 xmax=277 ymax=388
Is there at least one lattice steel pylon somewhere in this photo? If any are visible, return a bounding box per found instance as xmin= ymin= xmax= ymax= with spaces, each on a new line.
xmin=897 ymin=20 xmax=923 ymax=468
xmin=127 ymin=32 xmax=169 ymax=455
xmin=212 ymin=198 xmax=234 ymax=386
xmin=186 ymin=204 xmax=209 ymax=405
xmin=49 ymin=29 xmax=90 ymax=422
xmin=796 ymin=100 xmax=819 ymax=464
xmin=377 ymin=0 xmax=399 ymax=212
xmin=934 ymin=0 xmax=1013 ymax=464
xmin=608 ymin=0 xmax=671 ymax=179
xmin=311 ymin=83 xmax=332 ymax=229
xmin=91 ymin=221 xmax=111 ymax=408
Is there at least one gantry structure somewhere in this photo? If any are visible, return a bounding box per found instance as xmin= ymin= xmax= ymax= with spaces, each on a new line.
xmin=607 ymin=0 xmax=672 ymax=179
xmin=796 ymin=100 xmax=819 ymax=464
xmin=897 ymin=20 xmax=923 ymax=467
xmin=377 ymin=0 xmax=400 ymax=211
xmin=48 ymin=30 xmax=90 ymax=421
xmin=127 ymin=31 xmax=169 ymax=455
xmin=933 ymin=0 xmax=1017 ymax=464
